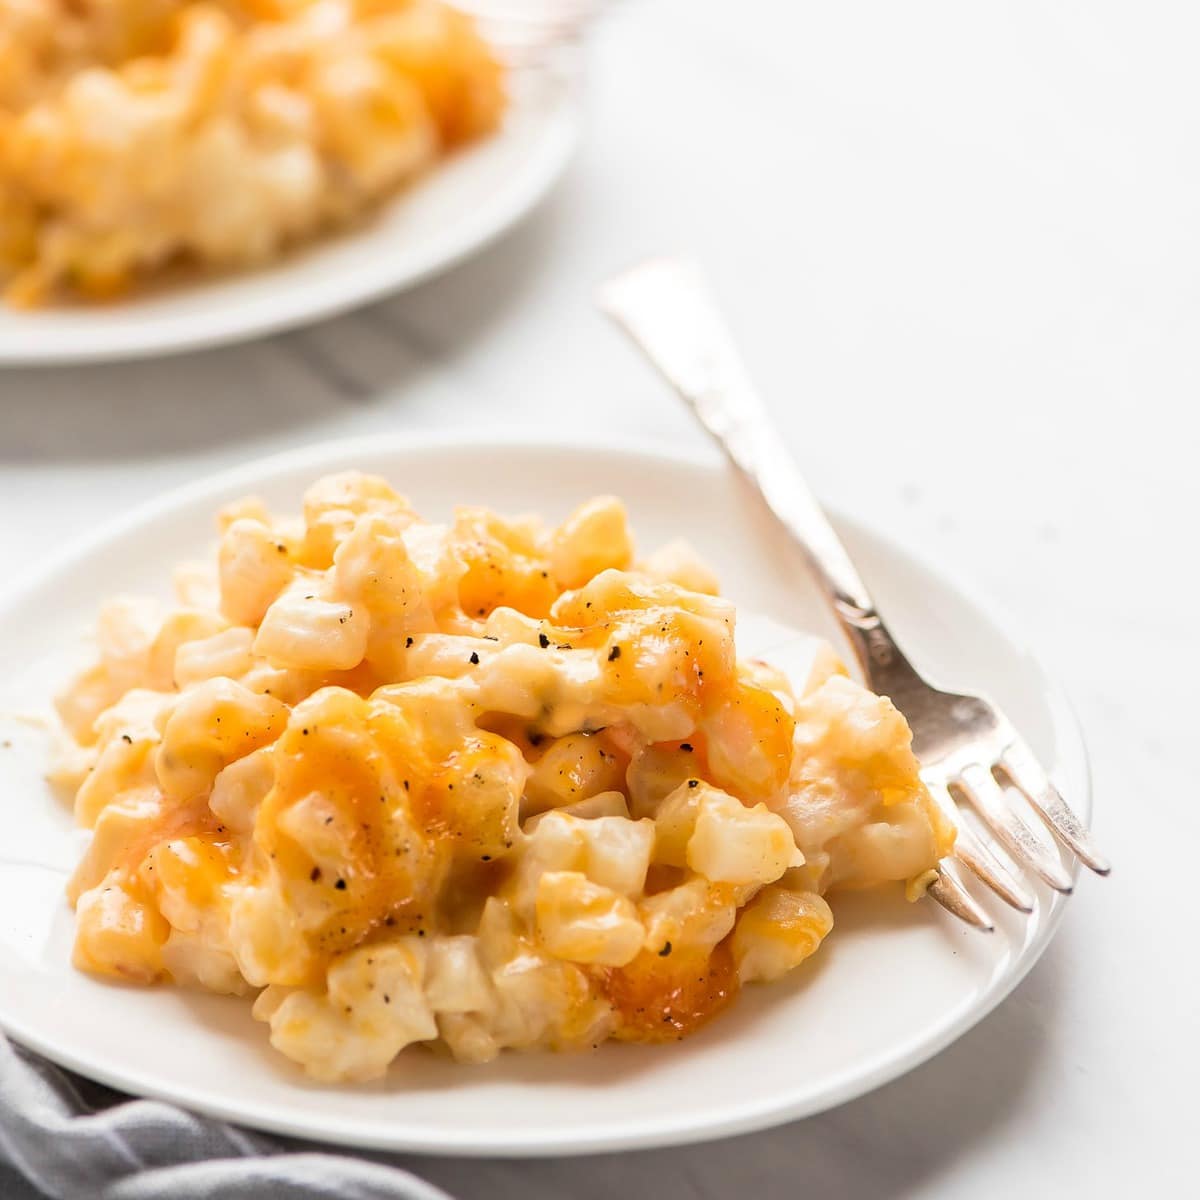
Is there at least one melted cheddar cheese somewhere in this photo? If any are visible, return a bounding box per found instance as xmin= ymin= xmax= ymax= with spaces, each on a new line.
xmin=0 ymin=1 xmax=505 ymax=305
xmin=54 ymin=472 xmax=953 ymax=1081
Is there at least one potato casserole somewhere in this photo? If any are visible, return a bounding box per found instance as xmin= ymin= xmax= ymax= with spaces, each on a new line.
xmin=53 ymin=473 xmax=954 ymax=1081
xmin=0 ymin=1 xmax=505 ymax=304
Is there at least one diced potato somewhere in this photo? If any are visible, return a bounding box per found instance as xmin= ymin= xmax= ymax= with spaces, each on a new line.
xmin=702 ymin=679 xmax=796 ymax=804
xmin=162 ymin=931 xmax=248 ymax=995
xmin=551 ymin=497 xmax=634 ymax=588
xmin=174 ymin=626 xmax=254 ymax=688
xmin=67 ymin=787 xmax=167 ymax=902
xmin=55 ymin=596 xmax=161 ymax=742
xmin=687 ymin=788 xmax=801 ymax=886
xmin=828 ymin=802 xmax=942 ymax=889
xmin=517 ymin=811 xmax=654 ymax=907
xmin=579 ymin=815 xmax=655 ymax=895
xmin=638 ymin=538 xmax=720 ymax=595
xmin=653 ymin=779 xmax=705 ymax=867
xmin=535 ymin=871 xmax=644 ymax=967
xmin=73 ymin=731 xmax=159 ymax=826
xmin=626 ymin=742 xmax=699 ymax=819
xmin=638 ymin=877 xmax=737 ymax=957
xmin=731 ymin=886 xmax=833 ymax=984
xmin=142 ymin=836 xmax=236 ymax=936
xmin=332 ymin=511 xmax=424 ymax=620
xmin=155 ymin=677 xmax=286 ymax=800
xmin=523 ymin=732 xmax=626 ymax=817
xmin=73 ymin=875 xmax=169 ymax=983
xmin=228 ymin=875 xmax=316 ymax=988
xmin=218 ymin=519 xmax=294 ymax=627
xmin=147 ymin=609 xmax=230 ymax=691
xmin=301 ymin=475 xmax=419 ymax=581
xmin=424 ymin=936 xmax=491 ymax=1014
xmin=263 ymin=940 xmax=437 ymax=1082
xmin=436 ymin=1012 xmax=500 ymax=1064
xmin=524 ymin=789 xmax=630 ymax=826
xmin=253 ymin=583 xmax=369 ymax=671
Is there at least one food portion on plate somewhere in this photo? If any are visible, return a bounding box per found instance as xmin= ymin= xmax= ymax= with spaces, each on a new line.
xmin=0 ymin=0 xmax=505 ymax=307
xmin=52 ymin=472 xmax=953 ymax=1082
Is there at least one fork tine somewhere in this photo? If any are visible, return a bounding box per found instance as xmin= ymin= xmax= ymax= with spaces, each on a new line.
xmin=954 ymin=838 xmax=1035 ymax=913
xmin=955 ymin=764 xmax=1074 ymax=893
xmin=997 ymin=740 xmax=1111 ymax=875
xmin=923 ymin=778 xmax=1034 ymax=912
xmin=926 ymin=865 xmax=994 ymax=932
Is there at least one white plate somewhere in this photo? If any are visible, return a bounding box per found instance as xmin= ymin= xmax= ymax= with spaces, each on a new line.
xmin=0 ymin=69 xmax=579 ymax=366
xmin=0 ymin=435 xmax=1090 ymax=1156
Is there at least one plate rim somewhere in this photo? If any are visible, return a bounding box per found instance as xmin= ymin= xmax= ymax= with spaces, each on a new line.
xmin=0 ymin=432 xmax=1092 ymax=1155
xmin=0 ymin=68 xmax=581 ymax=367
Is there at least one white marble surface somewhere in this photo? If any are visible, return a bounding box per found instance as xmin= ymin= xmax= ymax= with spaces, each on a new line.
xmin=1 ymin=0 xmax=1195 ymax=1195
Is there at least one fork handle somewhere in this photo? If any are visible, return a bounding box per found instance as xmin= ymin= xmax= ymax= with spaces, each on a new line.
xmin=599 ymin=257 xmax=892 ymax=676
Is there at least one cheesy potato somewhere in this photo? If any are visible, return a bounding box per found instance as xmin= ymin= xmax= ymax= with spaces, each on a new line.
xmin=54 ymin=473 xmax=954 ymax=1081
xmin=0 ymin=1 xmax=505 ymax=305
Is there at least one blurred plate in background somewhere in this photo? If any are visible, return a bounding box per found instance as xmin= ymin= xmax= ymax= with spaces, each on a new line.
xmin=0 ymin=66 xmax=579 ymax=367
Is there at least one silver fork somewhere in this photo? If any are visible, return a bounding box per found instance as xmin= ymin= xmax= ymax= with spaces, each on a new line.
xmin=598 ymin=256 xmax=1110 ymax=931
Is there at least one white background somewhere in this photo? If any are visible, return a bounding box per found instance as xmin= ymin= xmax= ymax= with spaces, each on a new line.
xmin=1 ymin=0 xmax=1195 ymax=1195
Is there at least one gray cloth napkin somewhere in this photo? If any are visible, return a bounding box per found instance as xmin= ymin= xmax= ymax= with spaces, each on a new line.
xmin=0 ymin=1035 xmax=456 ymax=1200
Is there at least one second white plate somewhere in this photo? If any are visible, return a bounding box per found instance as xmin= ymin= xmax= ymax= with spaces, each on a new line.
xmin=0 ymin=435 xmax=1089 ymax=1155
xmin=0 ymin=67 xmax=579 ymax=365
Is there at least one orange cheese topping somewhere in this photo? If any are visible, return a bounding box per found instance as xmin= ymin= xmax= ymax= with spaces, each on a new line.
xmin=55 ymin=473 xmax=953 ymax=1081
